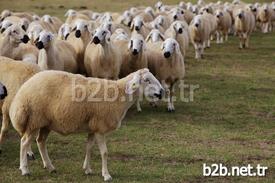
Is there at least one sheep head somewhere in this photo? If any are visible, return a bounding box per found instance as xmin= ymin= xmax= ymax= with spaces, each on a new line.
xmin=35 ymin=31 xmax=54 ymax=49
xmin=131 ymin=16 xmax=144 ymax=32
xmin=4 ymin=24 xmax=29 ymax=44
xmin=0 ymin=19 xmax=13 ymax=33
xmin=161 ymin=38 xmax=180 ymax=58
xmin=128 ymin=33 xmax=145 ymax=55
xmin=58 ymin=23 xmax=71 ymax=40
xmin=72 ymin=20 xmax=88 ymax=38
xmin=92 ymin=27 xmax=111 ymax=45
xmin=125 ymin=68 xmax=164 ymax=100
xmin=145 ymin=29 xmax=164 ymax=43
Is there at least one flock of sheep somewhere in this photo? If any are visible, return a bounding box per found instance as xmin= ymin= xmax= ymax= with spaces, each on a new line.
xmin=0 ymin=0 xmax=274 ymax=181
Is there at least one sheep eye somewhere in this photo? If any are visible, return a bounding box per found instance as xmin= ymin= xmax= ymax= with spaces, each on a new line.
xmin=102 ymin=31 xmax=106 ymax=35
xmin=145 ymin=78 xmax=150 ymax=83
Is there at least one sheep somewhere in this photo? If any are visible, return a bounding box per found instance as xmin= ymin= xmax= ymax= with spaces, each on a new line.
xmin=147 ymin=38 xmax=185 ymax=112
xmin=0 ymin=19 xmax=13 ymax=33
xmin=0 ymin=82 xmax=7 ymax=100
xmin=145 ymin=29 xmax=165 ymax=43
xmin=0 ymin=10 xmax=34 ymax=22
xmin=182 ymin=9 xmax=195 ymax=24
xmin=110 ymin=28 xmax=129 ymax=41
xmin=115 ymin=10 xmax=133 ymax=27
xmin=165 ymin=20 xmax=189 ymax=57
xmin=41 ymin=15 xmax=62 ymax=33
xmin=215 ymin=9 xmax=233 ymax=43
xmin=58 ymin=23 xmax=72 ymax=40
xmin=167 ymin=8 xmax=186 ymax=23
xmin=84 ymin=27 xmax=121 ymax=79
xmin=9 ymin=68 xmax=163 ymax=181
xmin=35 ymin=31 xmax=78 ymax=72
xmin=0 ymin=56 xmax=40 ymax=156
xmin=65 ymin=9 xmax=90 ymax=24
xmin=234 ymin=8 xmax=255 ymax=49
xmin=0 ymin=24 xmax=39 ymax=64
xmin=200 ymin=10 xmax=218 ymax=47
xmin=130 ymin=16 xmax=150 ymax=38
xmin=189 ymin=15 xmax=211 ymax=59
xmin=257 ymin=4 xmax=274 ymax=33
xmin=27 ymin=23 xmax=43 ymax=44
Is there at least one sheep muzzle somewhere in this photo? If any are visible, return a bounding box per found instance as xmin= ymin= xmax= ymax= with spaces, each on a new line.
xmin=178 ymin=28 xmax=183 ymax=34
xmin=75 ymin=30 xmax=81 ymax=38
xmin=21 ymin=35 xmax=30 ymax=44
xmin=0 ymin=85 xmax=7 ymax=100
xmin=36 ymin=41 xmax=44 ymax=49
xmin=164 ymin=52 xmax=171 ymax=58
xmin=93 ymin=36 xmax=100 ymax=44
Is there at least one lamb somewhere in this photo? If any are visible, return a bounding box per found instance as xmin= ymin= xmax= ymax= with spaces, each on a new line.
xmin=0 ymin=56 xmax=40 ymax=156
xmin=215 ymin=9 xmax=233 ymax=43
xmin=234 ymin=8 xmax=255 ymax=49
xmin=9 ymin=68 xmax=163 ymax=181
xmin=35 ymin=31 xmax=78 ymax=72
xmin=0 ymin=82 xmax=7 ymax=100
xmin=189 ymin=15 xmax=211 ymax=59
xmin=146 ymin=29 xmax=165 ymax=43
xmin=0 ymin=24 xmax=39 ymax=64
xmin=165 ymin=20 xmax=189 ymax=57
xmin=84 ymin=27 xmax=121 ymax=79
xmin=147 ymin=38 xmax=185 ymax=112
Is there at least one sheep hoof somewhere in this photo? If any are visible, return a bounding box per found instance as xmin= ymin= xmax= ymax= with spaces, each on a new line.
xmin=27 ymin=153 xmax=35 ymax=160
xmin=103 ymin=174 xmax=112 ymax=181
xmin=50 ymin=169 xmax=57 ymax=174
xmin=84 ymin=168 xmax=93 ymax=175
xmin=0 ymin=148 xmax=2 ymax=154
xmin=21 ymin=168 xmax=30 ymax=176
xmin=167 ymin=108 xmax=175 ymax=113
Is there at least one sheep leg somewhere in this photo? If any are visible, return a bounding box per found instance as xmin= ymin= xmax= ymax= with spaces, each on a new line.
xmin=83 ymin=133 xmax=95 ymax=175
xmin=95 ymin=133 xmax=112 ymax=181
xmin=216 ymin=32 xmax=220 ymax=44
xmin=20 ymin=132 xmax=35 ymax=175
xmin=36 ymin=128 xmax=55 ymax=173
xmin=0 ymin=113 xmax=9 ymax=152
xmin=170 ymin=85 xmax=175 ymax=112
xmin=194 ymin=43 xmax=200 ymax=59
xmin=245 ymin=37 xmax=249 ymax=48
xmin=162 ymin=82 xmax=173 ymax=112
xmin=207 ymin=39 xmax=210 ymax=48
xmin=136 ymin=100 xmax=142 ymax=112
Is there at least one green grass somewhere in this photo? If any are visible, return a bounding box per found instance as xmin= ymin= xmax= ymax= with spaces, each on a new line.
xmin=1 ymin=0 xmax=275 ymax=183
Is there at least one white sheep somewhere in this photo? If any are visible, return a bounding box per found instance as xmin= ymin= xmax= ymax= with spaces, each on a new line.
xmin=215 ymin=9 xmax=232 ymax=43
xmin=0 ymin=24 xmax=38 ymax=64
xmin=9 ymin=69 xmax=163 ymax=181
xmin=256 ymin=4 xmax=274 ymax=33
xmin=165 ymin=20 xmax=189 ymax=57
xmin=0 ymin=56 xmax=40 ymax=156
xmin=189 ymin=15 xmax=211 ymax=59
xmin=84 ymin=27 xmax=121 ymax=79
xmin=35 ymin=31 xmax=78 ymax=72
xmin=234 ymin=8 xmax=255 ymax=49
xmin=147 ymin=38 xmax=185 ymax=111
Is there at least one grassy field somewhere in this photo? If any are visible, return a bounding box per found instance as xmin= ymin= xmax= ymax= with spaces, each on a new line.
xmin=0 ymin=0 xmax=275 ymax=183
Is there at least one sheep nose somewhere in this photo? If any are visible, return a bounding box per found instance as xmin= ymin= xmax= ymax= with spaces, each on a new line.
xmin=216 ymin=15 xmax=220 ymax=18
xmin=178 ymin=28 xmax=183 ymax=33
xmin=0 ymin=85 xmax=7 ymax=100
xmin=75 ymin=30 xmax=81 ymax=38
xmin=173 ymin=15 xmax=178 ymax=20
xmin=253 ymin=8 xmax=257 ymax=12
xmin=132 ymin=49 xmax=138 ymax=55
xmin=21 ymin=35 xmax=30 ymax=44
xmin=35 ymin=41 xmax=44 ymax=49
xmin=1 ymin=28 xmax=5 ymax=33
xmin=135 ymin=26 xmax=140 ymax=31
xmin=238 ymin=14 xmax=242 ymax=19
xmin=195 ymin=23 xmax=199 ymax=27
xmin=65 ymin=33 xmax=70 ymax=40
xmin=127 ymin=21 xmax=132 ymax=27
xmin=154 ymin=89 xmax=163 ymax=100
xmin=93 ymin=36 xmax=100 ymax=44
xmin=164 ymin=52 xmax=171 ymax=58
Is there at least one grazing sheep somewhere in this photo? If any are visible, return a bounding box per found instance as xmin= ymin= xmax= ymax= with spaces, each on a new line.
xmin=215 ymin=9 xmax=232 ymax=43
xmin=84 ymin=27 xmax=121 ymax=79
xmin=145 ymin=29 xmax=165 ymax=43
xmin=35 ymin=31 xmax=78 ymax=72
xmin=9 ymin=69 xmax=163 ymax=181
xmin=165 ymin=20 xmax=189 ymax=57
xmin=234 ymin=9 xmax=255 ymax=49
xmin=189 ymin=15 xmax=211 ymax=59
xmin=0 ymin=56 xmax=40 ymax=156
xmin=147 ymin=38 xmax=185 ymax=112
xmin=0 ymin=82 xmax=7 ymax=100
xmin=0 ymin=24 xmax=39 ymax=64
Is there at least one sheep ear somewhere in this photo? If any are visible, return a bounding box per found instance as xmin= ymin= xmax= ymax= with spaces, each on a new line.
xmin=161 ymin=42 xmax=165 ymax=50
xmin=106 ymin=31 xmax=111 ymax=42
xmin=145 ymin=32 xmax=152 ymax=42
xmin=128 ymin=40 xmax=133 ymax=50
xmin=130 ymin=22 xmax=134 ymax=31
xmin=125 ymin=72 xmax=141 ymax=95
